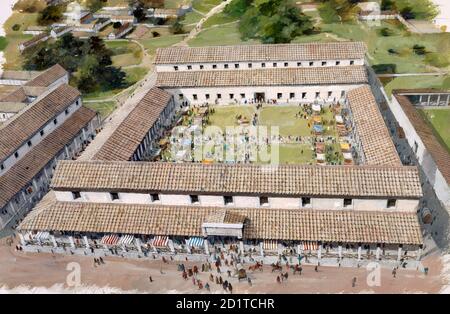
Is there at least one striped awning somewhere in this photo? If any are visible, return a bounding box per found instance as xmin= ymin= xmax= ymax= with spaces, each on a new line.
xmin=152 ymin=236 xmax=169 ymax=247
xmin=36 ymin=231 xmax=50 ymax=242
xmin=119 ymin=234 xmax=134 ymax=245
xmin=302 ymin=241 xmax=319 ymax=251
xmin=263 ymin=240 xmax=278 ymax=251
xmin=187 ymin=237 xmax=204 ymax=247
xmin=101 ymin=234 xmax=120 ymax=245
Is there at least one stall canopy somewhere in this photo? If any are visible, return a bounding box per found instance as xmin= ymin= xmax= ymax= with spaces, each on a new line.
xmin=101 ymin=234 xmax=120 ymax=245
xmin=263 ymin=240 xmax=278 ymax=251
xmin=316 ymin=153 xmax=325 ymax=161
xmin=313 ymin=116 xmax=322 ymax=124
xmin=335 ymin=115 xmax=344 ymax=124
xmin=343 ymin=152 xmax=353 ymax=160
xmin=312 ymin=104 xmax=321 ymax=112
xmin=119 ymin=234 xmax=134 ymax=245
xmin=340 ymin=143 xmax=350 ymax=151
xmin=313 ymin=125 xmax=323 ymax=133
xmin=152 ymin=236 xmax=169 ymax=247
xmin=187 ymin=237 xmax=204 ymax=247
xmin=302 ymin=241 xmax=319 ymax=251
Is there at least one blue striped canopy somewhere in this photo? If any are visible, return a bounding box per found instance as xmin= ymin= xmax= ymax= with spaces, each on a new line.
xmin=187 ymin=237 xmax=204 ymax=247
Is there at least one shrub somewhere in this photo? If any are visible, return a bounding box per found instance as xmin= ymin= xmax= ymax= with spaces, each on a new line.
xmin=113 ymin=22 xmax=122 ymax=29
xmin=12 ymin=24 xmax=21 ymax=31
xmin=379 ymin=27 xmax=393 ymax=36
xmin=372 ymin=64 xmax=397 ymax=74
xmin=413 ymin=44 xmax=427 ymax=55
xmin=388 ymin=48 xmax=397 ymax=54
xmin=425 ymin=53 xmax=450 ymax=68
xmin=151 ymin=31 xmax=160 ymax=37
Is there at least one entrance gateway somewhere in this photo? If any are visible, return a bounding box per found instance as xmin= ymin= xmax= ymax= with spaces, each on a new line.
xmin=255 ymin=92 xmax=265 ymax=102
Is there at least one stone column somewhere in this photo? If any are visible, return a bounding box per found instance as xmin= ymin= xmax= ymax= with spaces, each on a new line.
xmin=317 ymin=244 xmax=322 ymax=261
xmin=168 ymin=239 xmax=175 ymax=253
xmin=135 ymin=238 xmax=142 ymax=254
xmin=357 ymin=246 xmax=362 ymax=260
xmin=437 ymin=94 xmax=441 ymax=106
xmin=51 ymin=235 xmax=57 ymax=248
xmin=204 ymin=238 xmax=210 ymax=255
xmin=69 ymin=236 xmax=75 ymax=249
xmin=260 ymin=242 xmax=264 ymax=257
xmin=338 ymin=245 xmax=342 ymax=260
xmin=427 ymin=95 xmax=431 ymax=106
xmin=446 ymin=94 xmax=450 ymax=106
xmin=416 ymin=245 xmax=423 ymax=261
xmin=297 ymin=244 xmax=302 ymax=257
xmin=19 ymin=233 xmax=26 ymax=246
xmin=376 ymin=245 xmax=381 ymax=260
xmin=65 ymin=146 xmax=70 ymax=158
xmin=397 ymin=245 xmax=402 ymax=262
xmin=239 ymin=240 xmax=244 ymax=253
xmin=83 ymin=236 xmax=89 ymax=250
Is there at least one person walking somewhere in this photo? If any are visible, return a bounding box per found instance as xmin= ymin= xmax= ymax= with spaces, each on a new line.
xmin=248 ymin=277 xmax=252 ymax=286
xmin=392 ymin=267 xmax=397 ymax=278
xmin=314 ymin=265 xmax=318 ymax=272
xmin=149 ymin=276 xmax=153 ymax=282
xmin=276 ymin=276 xmax=281 ymax=284
xmin=352 ymin=277 xmax=357 ymax=288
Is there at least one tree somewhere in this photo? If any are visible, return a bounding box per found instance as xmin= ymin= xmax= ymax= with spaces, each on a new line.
xmin=133 ymin=5 xmax=147 ymax=22
xmin=318 ymin=0 xmax=359 ymax=23
xmin=129 ymin=0 xmax=164 ymax=9
xmin=85 ymin=0 xmax=106 ymax=13
xmin=381 ymin=0 xmax=396 ymax=11
xmin=396 ymin=0 xmax=439 ymax=20
xmin=38 ymin=5 xmax=63 ymax=26
xmin=170 ymin=18 xmax=184 ymax=34
xmin=113 ymin=22 xmax=123 ymax=29
xmin=238 ymin=0 xmax=314 ymax=43
xmin=13 ymin=0 xmax=46 ymax=13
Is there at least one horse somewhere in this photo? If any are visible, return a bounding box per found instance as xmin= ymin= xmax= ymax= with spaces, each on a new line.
xmin=271 ymin=262 xmax=282 ymax=272
xmin=248 ymin=261 xmax=263 ymax=272
xmin=291 ymin=264 xmax=302 ymax=275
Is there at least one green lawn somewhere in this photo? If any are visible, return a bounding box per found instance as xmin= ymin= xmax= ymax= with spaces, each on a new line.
xmin=165 ymin=0 xmax=187 ymax=9
xmin=383 ymin=75 xmax=448 ymax=96
xmin=181 ymin=11 xmax=204 ymax=25
xmin=188 ymin=23 xmax=257 ymax=47
xmin=260 ymin=144 xmax=315 ymax=165
xmin=192 ymin=0 xmax=222 ymax=14
xmin=420 ymin=108 xmax=450 ymax=153
xmin=2 ymin=12 xmax=39 ymax=69
xmin=124 ymin=67 xmax=148 ymax=85
xmin=207 ymin=105 xmax=256 ymax=131
xmin=84 ymin=100 xmax=118 ymax=119
xmin=106 ymin=40 xmax=143 ymax=67
xmin=316 ymin=20 xmax=450 ymax=74
xmin=140 ymin=34 xmax=185 ymax=54
xmin=202 ymin=12 xmax=238 ymax=28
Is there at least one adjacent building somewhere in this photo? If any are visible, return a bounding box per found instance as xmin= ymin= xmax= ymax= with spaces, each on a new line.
xmin=390 ymin=89 xmax=450 ymax=208
xmin=0 ymin=65 xmax=100 ymax=230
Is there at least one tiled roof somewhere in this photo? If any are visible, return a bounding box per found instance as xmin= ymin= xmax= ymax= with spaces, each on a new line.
xmin=205 ymin=209 xmax=246 ymax=224
xmin=50 ymin=161 xmax=423 ymax=198
xmin=393 ymin=89 xmax=450 ymax=95
xmin=393 ymin=93 xmax=450 ymax=185
xmin=0 ymin=84 xmax=80 ymax=163
xmin=21 ymin=33 xmax=49 ymax=48
xmin=93 ymin=88 xmax=172 ymax=161
xmin=0 ymin=107 xmax=96 ymax=209
xmin=18 ymin=201 xmax=422 ymax=245
xmin=155 ymin=42 xmax=367 ymax=64
xmin=347 ymin=86 xmax=401 ymax=166
xmin=156 ymin=66 xmax=368 ymax=88
xmin=0 ymin=88 xmax=28 ymax=103
xmin=24 ymin=64 xmax=67 ymax=87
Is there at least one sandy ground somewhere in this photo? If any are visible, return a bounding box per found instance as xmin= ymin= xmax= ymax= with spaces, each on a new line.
xmin=0 ymin=239 xmax=445 ymax=294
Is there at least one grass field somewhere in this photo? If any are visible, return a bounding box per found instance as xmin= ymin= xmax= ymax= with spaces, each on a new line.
xmin=202 ymin=12 xmax=238 ymax=28
xmin=260 ymin=144 xmax=315 ymax=164
xmin=140 ymin=34 xmax=185 ymax=53
xmin=84 ymin=100 xmax=117 ymax=119
xmin=106 ymin=40 xmax=143 ymax=67
xmin=192 ymin=0 xmax=222 ymax=14
xmin=2 ymin=12 xmax=39 ymax=69
xmin=382 ymin=75 xmax=449 ymax=96
xmin=317 ymin=20 xmax=450 ymax=74
xmin=0 ymin=37 xmax=7 ymax=51
xmin=188 ymin=23 xmax=256 ymax=47
xmin=124 ymin=67 xmax=148 ymax=85
xmin=207 ymin=105 xmax=256 ymax=131
xmin=420 ymin=108 xmax=450 ymax=153
xmin=181 ymin=11 xmax=204 ymax=25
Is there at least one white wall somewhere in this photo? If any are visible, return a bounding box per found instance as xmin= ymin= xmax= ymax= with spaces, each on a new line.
xmin=156 ymin=59 xmax=365 ymax=72
xmin=54 ymin=190 xmax=419 ymax=212
xmin=166 ymin=84 xmax=364 ymax=106
xmin=390 ymin=96 xmax=450 ymax=207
